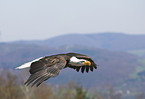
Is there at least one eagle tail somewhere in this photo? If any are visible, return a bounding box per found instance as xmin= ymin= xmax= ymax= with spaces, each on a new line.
xmin=15 ymin=57 xmax=43 ymax=69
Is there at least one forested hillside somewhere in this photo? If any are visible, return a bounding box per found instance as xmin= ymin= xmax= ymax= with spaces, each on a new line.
xmin=13 ymin=33 xmax=145 ymax=51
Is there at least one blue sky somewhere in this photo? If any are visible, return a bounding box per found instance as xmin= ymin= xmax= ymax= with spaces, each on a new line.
xmin=0 ymin=0 xmax=145 ymax=42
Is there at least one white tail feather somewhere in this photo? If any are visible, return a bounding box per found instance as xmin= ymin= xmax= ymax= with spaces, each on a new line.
xmin=16 ymin=57 xmax=43 ymax=69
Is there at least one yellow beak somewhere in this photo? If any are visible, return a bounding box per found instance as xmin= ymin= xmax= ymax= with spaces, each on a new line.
xmin=84 ymin=61 xmax=91 ymax=66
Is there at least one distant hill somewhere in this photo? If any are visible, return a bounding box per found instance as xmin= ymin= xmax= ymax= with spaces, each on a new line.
xmin=0 ymin=42 xmax=144 ymax=90
xmin=1 ymin=33 xmax=145 ymax=93
xmin=13 ymin=33 xmax=145 ymax=51
xmin=0 ymin=43 xmax=64 ymax=68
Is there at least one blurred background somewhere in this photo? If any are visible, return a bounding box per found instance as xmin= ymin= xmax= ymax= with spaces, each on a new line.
xmin=0 ymin=0 xmax=145 ymax=99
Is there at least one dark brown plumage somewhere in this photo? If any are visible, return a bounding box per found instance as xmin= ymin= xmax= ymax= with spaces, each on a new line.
xmin=20 ymin=53 xmax=97 ymax=87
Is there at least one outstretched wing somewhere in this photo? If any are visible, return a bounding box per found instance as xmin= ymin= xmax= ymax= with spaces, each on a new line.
xmin=67 ymin=53 xmax=97 ymax=73
xmin=76 ymin=55 xmax=97 ymax=73
xmin=24 ymin=56 xmax=66 ymax=87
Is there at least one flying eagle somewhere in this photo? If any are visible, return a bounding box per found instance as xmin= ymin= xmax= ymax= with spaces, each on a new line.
xmin=16 ymin=53 xmax=97 ymax=87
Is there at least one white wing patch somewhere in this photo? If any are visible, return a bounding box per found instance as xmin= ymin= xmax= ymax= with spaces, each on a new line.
xmin=16 ymin=57 xmax=43 ymax=69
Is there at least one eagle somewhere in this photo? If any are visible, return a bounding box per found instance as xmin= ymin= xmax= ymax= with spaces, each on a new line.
xmin=16 ymin=53 xmax=97 ymax=87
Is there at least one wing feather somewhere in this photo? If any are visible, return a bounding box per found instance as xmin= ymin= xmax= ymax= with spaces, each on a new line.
xmin=68 ymin=63 xmax=97 ymax=73
xmin=90 ymin=66 xmax=93 ymax=72
xmin=76 ymin=67 xmax=81 ymax=72
xmin=81 ymin=67 xmax=85 ymax=73
xmin=36 ymin=76 xmax=50 ymax=87
xmin=94 ymin=65 xmax=97 ymax=69
xmin=25 ymin=56 xmax=66 ymax=87
xmin=31 ymin=73 xmax=49 ymax=87
xmin=29 ymin=61 xmax=45 ymax=74
xmin=24 ymin=71 xmax=44 ymax=86
xmin=86 ymin=66 xmax=89 ymax=73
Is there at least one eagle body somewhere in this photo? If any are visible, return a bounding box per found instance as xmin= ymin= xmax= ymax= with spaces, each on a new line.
xmin=16 ymin=53 xmax=97 ymax=87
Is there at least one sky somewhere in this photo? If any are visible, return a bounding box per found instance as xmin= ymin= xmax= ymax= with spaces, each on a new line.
xmin=0 ymin=0 xmax=145 ymax=42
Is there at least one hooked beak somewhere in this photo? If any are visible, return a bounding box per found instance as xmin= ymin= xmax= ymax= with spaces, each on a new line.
xmin=84 ymin=61 xmax=91 ymax=66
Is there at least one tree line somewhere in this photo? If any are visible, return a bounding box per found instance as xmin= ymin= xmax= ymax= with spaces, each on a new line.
xmin=0 ymin=70 xmax=144 ymax=99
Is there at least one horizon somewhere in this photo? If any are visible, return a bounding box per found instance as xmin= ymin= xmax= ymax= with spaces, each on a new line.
xmin=1 ymin=32 xmax=145 ymax=43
